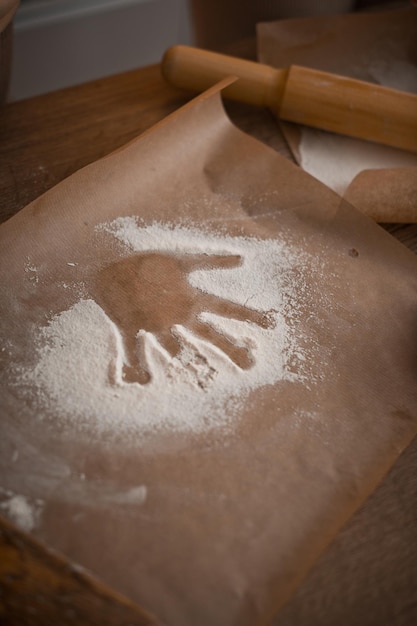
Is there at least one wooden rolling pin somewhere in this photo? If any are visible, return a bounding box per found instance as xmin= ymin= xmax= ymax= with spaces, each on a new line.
xmin=162 ymin=45 xmax=417 ymax=154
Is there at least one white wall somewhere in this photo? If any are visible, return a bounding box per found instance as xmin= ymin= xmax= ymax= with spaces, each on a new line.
xmin=10 ymin=0 xmax=194 ymax=101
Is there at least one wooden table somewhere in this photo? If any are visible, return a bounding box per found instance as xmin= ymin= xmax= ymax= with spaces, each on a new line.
xmin=1 ymin=62 xmax=416 ymax=626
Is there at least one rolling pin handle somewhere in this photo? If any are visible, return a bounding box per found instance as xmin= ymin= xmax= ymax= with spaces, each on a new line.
xmin=162 ymin=44 xmax=288 ymax=112
xmin=161 ymin=45 xmax=417 ymax=153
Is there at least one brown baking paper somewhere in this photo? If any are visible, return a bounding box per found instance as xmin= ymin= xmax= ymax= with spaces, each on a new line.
xmin=257 ymin=7 xmax=417 ymax=222
xmin=1 ymin=81 xmax=417 ymax=626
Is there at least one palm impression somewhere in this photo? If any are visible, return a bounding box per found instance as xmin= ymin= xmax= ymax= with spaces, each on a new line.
xmin=91 ymin=252 xmax=273 ymax=385
xmin=20 ymin=220 xmax=307 ymax=436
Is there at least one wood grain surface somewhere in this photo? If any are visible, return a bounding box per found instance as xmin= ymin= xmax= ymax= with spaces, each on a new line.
xmin=0 ymin=516 xmax=157 ymax=626
xmin=0 ymin=61 xmax=416 ymax=625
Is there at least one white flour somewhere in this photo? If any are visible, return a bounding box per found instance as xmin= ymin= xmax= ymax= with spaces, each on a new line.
xmin=19 ymin=220 xmax=309 ymax=439
xmin=0 ymin=490 xmax=43 ymax=532
xmin=298 ymin=128 xmax=417 ymax=195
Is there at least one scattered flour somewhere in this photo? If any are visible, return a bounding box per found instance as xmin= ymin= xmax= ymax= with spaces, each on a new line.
xmin=0 ymin=490 xmax=43 ymax=532
xmin=298 ymin=128 xmax=417 ymax=195
xmin=17 ymin=220 xmax=310 ymax=439
xmin=101 ymin=485 xmax=147 ymax=506
xmin=24 ymin=259 xmax=39 ymax=284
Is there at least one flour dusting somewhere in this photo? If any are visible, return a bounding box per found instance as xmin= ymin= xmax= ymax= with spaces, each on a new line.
xmin=0 ymin=489 xmax=44 ymax=532
xmin=298 ymin=128 xmax=417 ymax=195
xmin=17 ymin=220 xmax=311 ymax=439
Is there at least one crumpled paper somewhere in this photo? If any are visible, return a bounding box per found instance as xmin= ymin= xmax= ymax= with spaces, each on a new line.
xmin=257 ymin=6 xmax=417 ymax=222
xmin=0 ymin=81 xmax=416 ymax=625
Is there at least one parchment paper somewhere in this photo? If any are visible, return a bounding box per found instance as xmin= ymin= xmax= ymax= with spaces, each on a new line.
xmin=257 ymin=7 xmax=417 ymax=222
xmin=1 ymin=82 xmax=417 ymax=625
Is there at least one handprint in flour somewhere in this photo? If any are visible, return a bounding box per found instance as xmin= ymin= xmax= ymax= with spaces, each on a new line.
xmin=91 ymin=252 xmax=272 ymax=384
